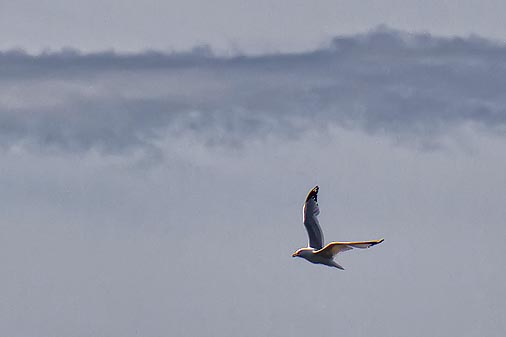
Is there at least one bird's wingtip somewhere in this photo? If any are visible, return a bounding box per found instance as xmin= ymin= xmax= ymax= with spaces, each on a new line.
xmin=305 ymin=185 xmax=319 ymax=202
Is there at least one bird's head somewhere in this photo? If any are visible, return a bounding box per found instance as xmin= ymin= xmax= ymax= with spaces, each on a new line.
xmin=292 ymin=248 xmax=312 ymax=258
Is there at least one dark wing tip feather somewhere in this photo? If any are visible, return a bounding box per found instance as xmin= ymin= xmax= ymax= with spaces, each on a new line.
xmin=305 ymin=185 xmax=319 ymax=202
xmin=368 ymin=238 xmax=384 ymax=247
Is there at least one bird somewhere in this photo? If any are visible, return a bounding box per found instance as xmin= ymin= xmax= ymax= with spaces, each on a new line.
xmin=292 ymin=186 xmax=384 ymax=269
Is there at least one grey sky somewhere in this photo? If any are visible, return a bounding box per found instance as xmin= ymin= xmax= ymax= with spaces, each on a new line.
xmin=2 ymin=126 xmax=506 ymax=337
xmin=2 ymin=0 xmax=506 ymax=53
xmin=1 ymin=4 xmax=506 ymax=337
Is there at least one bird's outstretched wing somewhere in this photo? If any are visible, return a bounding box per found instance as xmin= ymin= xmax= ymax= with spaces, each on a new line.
xmin=303 ymin=186 xmax=324 ymax=249
xmin=313 ymin=239 xmax=384 ymax=259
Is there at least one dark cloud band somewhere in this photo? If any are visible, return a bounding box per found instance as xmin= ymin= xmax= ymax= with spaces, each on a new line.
xmin=1 ymin=28 xmax=506 ymax=152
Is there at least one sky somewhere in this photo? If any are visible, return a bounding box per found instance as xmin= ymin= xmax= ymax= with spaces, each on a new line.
xmin=2 ymin=0 xmax=506 ymax=53
xmin=1 ymin=2 xmax=506 ymax=337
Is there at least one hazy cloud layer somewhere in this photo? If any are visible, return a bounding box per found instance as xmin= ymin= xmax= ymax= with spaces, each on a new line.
xmin=2 ymin=28 xmax=506 ymax=152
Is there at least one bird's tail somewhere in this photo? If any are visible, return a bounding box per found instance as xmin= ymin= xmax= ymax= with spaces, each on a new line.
xmin=331 ymin=260 xmax=345 ymax=270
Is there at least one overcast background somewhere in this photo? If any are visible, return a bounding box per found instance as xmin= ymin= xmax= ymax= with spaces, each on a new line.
xmin=1 ymin=2 xmax=506 ymax=337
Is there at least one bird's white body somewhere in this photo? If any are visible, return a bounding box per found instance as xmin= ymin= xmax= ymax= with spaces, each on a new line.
xmin=292 ymin=186 xmax=384 ymax=270
xmin=294 ymin=248 xmax=345 ymax=269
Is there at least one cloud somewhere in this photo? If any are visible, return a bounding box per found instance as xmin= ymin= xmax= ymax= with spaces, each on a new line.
xmin=2 ymin=27 xmax=506 ymax=153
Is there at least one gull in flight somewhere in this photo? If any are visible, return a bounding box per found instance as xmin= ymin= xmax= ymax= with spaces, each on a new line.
xmin=292 ymin=186 xmax=384 ymax=270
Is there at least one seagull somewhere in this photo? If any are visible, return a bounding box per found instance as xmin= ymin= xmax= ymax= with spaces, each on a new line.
xmin=292 ymin=186 xmax=384 ymax=269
